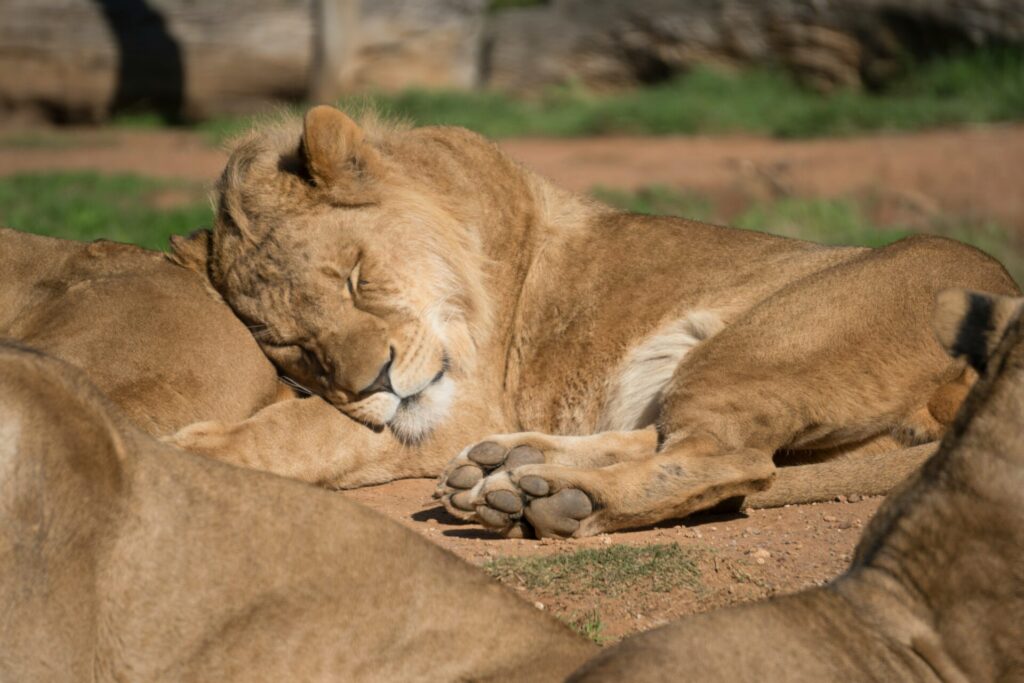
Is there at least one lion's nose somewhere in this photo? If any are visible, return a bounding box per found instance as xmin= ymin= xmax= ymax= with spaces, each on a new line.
xmin=358 ymin=347 xmax=395 ymax=397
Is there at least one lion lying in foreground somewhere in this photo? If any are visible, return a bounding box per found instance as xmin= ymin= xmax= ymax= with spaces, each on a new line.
xmin=0 ymin=341 xmax=595 ymax=681
xmin=3 ymin=288 xmax=1020 ymax=681
xmin=169 ymin=105 xmax=1018 ymax=539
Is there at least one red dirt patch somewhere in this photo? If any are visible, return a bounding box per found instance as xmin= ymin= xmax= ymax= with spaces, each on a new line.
xmin=342 ymin=478 xmax=881 ymax=642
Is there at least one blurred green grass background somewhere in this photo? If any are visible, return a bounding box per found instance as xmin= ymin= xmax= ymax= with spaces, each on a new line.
xmin=3 ymin=47 xmax=1021 ymax=280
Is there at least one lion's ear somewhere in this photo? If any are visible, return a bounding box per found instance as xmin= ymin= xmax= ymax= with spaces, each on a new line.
xmin=166 ymin=229 xmax=226 ymax=301
xmin=301 ymin=105 xmax=384 ymax=205
xmin=933 ymin=289 xmax=1024 ymax=373
xmin=167 ymin=229 xmax=212 ymax=275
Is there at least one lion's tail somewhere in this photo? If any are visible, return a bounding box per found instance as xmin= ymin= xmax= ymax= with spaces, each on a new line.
xmin=744 ymin=443 xmax=936 ymax=509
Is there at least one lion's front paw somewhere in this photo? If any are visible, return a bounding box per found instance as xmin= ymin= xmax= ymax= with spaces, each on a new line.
xmin=493 ymin=466 xmax=596 ymax=539
xmin=435 ymin=438 xmax=547 ymax=527
xmin=438 ymin=451 xmax=598 ymax=539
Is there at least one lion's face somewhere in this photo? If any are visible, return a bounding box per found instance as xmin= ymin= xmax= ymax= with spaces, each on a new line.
xmin=209 ymin=107 xmax=489 ymax=442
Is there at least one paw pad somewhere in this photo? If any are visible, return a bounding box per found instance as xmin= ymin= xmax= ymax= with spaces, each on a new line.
xmin=450 ymin=490 xmax=476 ymax=511
xmin=438 ymin=439 xmax=596 ymax=538
xmin=504 ymin=445 xmax=545 ymax=468
xmin=523 ymin=489 xmax=594 ymax=538
xmin=518 ymin=475 xmax=549 ymax=496
xmin=447 ymin=465 xmax=482 ymax=489
xmin=485 ymin=489 xmax=523 ymax=514
xmin=467 ymin=441 xmax=507 ymax=466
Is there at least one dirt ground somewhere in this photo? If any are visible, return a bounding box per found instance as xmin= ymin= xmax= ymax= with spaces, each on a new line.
xmin=343 ymin=478 xmax=880 ymax=642
xmin=2 ymin=123 xmax=1018 ymax=642
xmin=2 ymin=123 xmax=1023 ymax=231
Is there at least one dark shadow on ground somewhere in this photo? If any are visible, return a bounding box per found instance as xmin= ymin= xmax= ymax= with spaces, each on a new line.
xmin=412 ymin=505 xmax=473 ymax=525
xmin=416 ymin=500 xmax=749 ymax=540
xmin=442 ymin=527 xmax=507 ymax=540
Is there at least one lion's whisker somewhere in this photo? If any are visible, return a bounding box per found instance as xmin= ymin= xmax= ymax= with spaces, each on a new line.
xmin=278 ymin=374 xmax=314 ymax=396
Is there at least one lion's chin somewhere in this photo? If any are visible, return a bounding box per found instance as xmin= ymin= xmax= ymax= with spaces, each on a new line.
xmin=336 ymin=375 xmax=454 ymax=442
xmin=338 ymin=392 xmax=401 ymax=432
xmin=388 ymin=374 xmax=455 ymax=444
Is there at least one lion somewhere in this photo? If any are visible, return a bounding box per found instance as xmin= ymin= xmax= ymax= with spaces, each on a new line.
xmin=0 ymin=227 xmax=286 ymax=436
xmin=4 ymin=288 xmax=1020 ymax=681
xmin=168 ymin=104 xmax=1019 ymax=540
xmin=0 ymin=341 xmax=596 ymax=681
xmin=570 ymin=288 xmax=1024 ymax=680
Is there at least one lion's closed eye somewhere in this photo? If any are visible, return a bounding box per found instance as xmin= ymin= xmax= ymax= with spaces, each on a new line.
xmin=346 ymin=261 xmax=370 ymax=298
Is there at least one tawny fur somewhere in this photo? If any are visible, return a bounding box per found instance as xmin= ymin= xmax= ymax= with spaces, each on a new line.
xmin=0 ymin=343 xmax=595 ymax=681
xmin=570 ymin=288 xmax=1024 ymax=681
xmin=598 ymin=311 xmax=725 ymax=432
xmin=165 ymin=105 xmax=1019 ymax=539
xmin=0 ymin=228 xmax=282 ymax=436
xmin=3 ymin=292 xmax=1019 ymax=681
xmin=4 ymin=108 xmax=1012 ymax=541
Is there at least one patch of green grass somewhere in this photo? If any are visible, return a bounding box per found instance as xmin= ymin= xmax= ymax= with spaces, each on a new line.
xmin=595 ymin=186 xmax=1024 ymax=285
xmin=564 ymin=610 xmax=605 ymax=645
xmin=484 ymin=543 xmax=702 ymax=597
xmin=0 ymin=131 xmax=120 ymax=150
xmin=0 ymin=172 xmax=210 ymax=250
xmin=173 ymin=47 xmax=1024 ymax=144
xmin=109 ymin=111 xmax=171 ymax=129
xmin=109 ymin=110 xmax=256 ymax=147
xmin=752 ymin=203 xmax=1021 ymax=283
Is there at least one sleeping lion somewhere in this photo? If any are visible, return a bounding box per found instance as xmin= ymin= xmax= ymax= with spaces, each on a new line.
xmin=165 ymin=105 xmax=1019 ymax=538
xmin=0 ymin=341 xmax=594 ymax=681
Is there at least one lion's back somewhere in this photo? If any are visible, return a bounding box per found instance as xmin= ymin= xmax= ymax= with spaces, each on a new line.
xmin=0 ymin=228 xmax=281 ymax=435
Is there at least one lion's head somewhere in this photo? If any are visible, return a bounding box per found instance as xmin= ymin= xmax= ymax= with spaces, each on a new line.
xmin=205 ymin=106 xmax=493 ymax=442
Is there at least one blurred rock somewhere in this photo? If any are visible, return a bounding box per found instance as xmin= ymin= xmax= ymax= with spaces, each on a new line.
xmin=0 ymin=0 xmax=315 ymax=122
xmin=486 ymin=0 xmax=773 ymax=92
xmin=2 ymin=0 xmax=1020 ymax=121
xmin=0 ymin=0 xmax=486 ymax=123
xmin=486 ymin=0 xmax=1024 ymax=93
xmin=348 ymin=0 xmax=486 ymax=92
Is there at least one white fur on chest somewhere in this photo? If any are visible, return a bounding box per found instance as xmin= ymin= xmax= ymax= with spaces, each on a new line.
xmin=598 ymin=311 xmax=724 ymax=432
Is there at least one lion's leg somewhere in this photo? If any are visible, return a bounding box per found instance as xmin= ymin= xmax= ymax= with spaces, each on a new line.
xmin=749 ymin=438 xmax=938 ymax=508
xmin=167 ymin=397 xmax=414 ymax=486
xmin=452 ymin=439 xmax=940 ymax=539
xmin=436 ymin=429 xmax=656 ymax=524
xmin=461 ymin=444 xmax=775 ymax=538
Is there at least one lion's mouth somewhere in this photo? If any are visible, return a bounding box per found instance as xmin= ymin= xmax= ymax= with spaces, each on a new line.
xmin=330 ymin=354 xmax=452 ymax=440
xmin=400 ymin=366 xmax=448 ymax=408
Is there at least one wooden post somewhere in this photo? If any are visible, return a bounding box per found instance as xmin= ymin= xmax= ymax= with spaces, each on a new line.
xmin=309 ymin=0 xmax=358 ymax=104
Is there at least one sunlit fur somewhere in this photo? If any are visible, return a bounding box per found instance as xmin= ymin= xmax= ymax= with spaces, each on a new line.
xmin=207 ymin=114 xmax=491 ymax=442
xmin=598 ymin=311 xmax=724 ymax=431
xmin=173 ymin=105 xmax=1018 ymax=516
